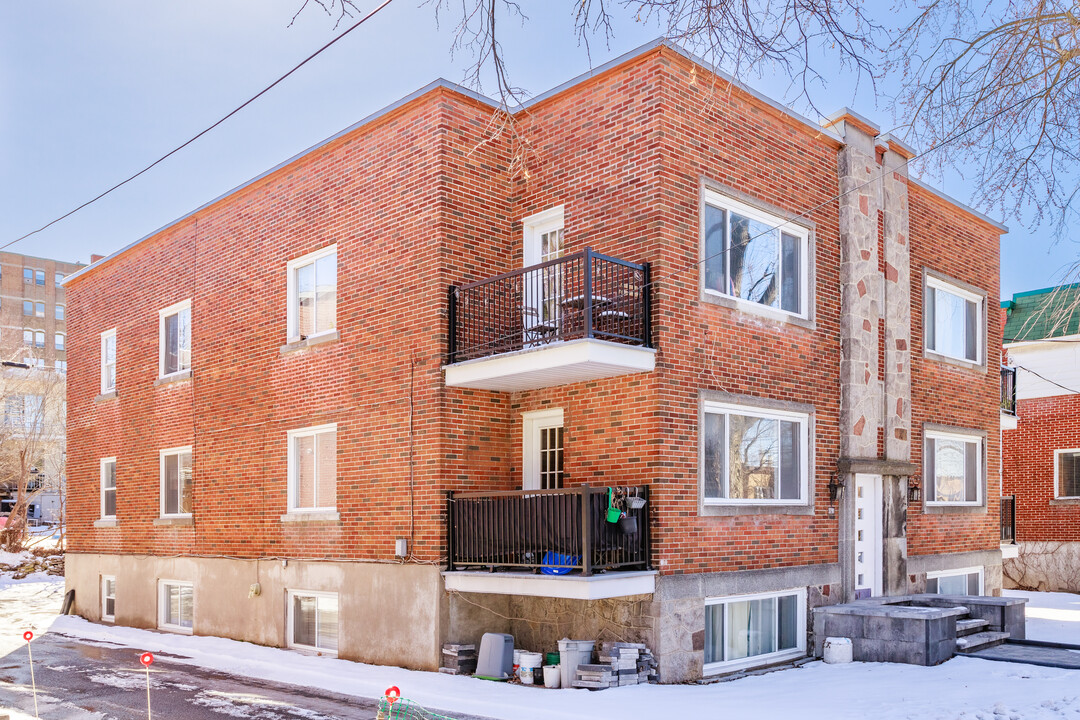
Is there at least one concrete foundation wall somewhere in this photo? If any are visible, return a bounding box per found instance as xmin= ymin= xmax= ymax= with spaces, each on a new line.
xmin=66 ymin=553 xmax=445 ymax=670
xmin=1003 ymin=541 xmax=1080 ymax=592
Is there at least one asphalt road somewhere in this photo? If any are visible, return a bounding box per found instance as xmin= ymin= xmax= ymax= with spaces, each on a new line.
xmin=0 ymin=631 xmax=490 ymax=720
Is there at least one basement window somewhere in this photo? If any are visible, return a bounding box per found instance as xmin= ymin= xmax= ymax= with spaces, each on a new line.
xmin=159 ymin=299 xmax=192 ymax=378
xmin=287 ymin=590 xmax=339 ymax=655
xmin=287 ymin=245 xmax=337 ymax=343
xmin=926 ymin=567 xmax=983 ymax=595
xmin=704 ymin=588 xmax=806 ymax=673
xmin=158 ymin=580 xmax=193 ymax=633
xmin=101 ymin=576 xmax=116 ymax=622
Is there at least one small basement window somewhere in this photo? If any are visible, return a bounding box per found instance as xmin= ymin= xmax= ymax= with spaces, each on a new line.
xmin=287 ymin=590 xmax=339 ymax=655
xmin=102 ymin=576 xmax=116 ymax=622
xmin=704 ymin=588 xmax=806 ymax=673
xmin=926 ymin=567 xmax=983 ymax=596
xmin=158 ymin=580 xmax=193 ymax=633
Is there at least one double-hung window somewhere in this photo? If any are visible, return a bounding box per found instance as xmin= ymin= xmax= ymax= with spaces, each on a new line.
xmin=925 ymin=275 xmax=983 ymax=364
xmin=34 ymin=302 xmax=44 ymax=318
xmin=101 ymin=576 xmax=116 ymax=622
xmin=704 ymin=588 xmax=806 ymax=673
xmin=160 ymin=447 xmax=193 ymax=517
xmin=702 ymin=401 xmax=809 ymax=504
xmin=926 ymin=567 xmax=983 ymax=595
xmin=22 ymin=300 xmax=32 ymax=316
xmin=925 ymin=429 xmax=982 ymax=505
xmin=56 ymin=305 xmax=65 ymax=321
xmin=100 ymin=329 xmax=116 ymax=393
xmin=55 ymin=333 xmax=65 ymax=352
xmin=55 ymin=272 xmax=65 ymax=287
xmin=33 ymin=331 xmax=44 ymax=349
xmin=287 ymin=590 xmax=339 ymax=655
xmin=101 ymin=458 xmax=117 ymax=519
xmin=703 ymin=190 xmax=808 ymax=318
xmin=287 ymin=245 xmax=337 ymax=342
xmin=158 ymin=300 xmax=191 ymax=378
xmin=287 ymin=425 xmax=337 ymax=513
xmin=158 ymin=580 xmax=193 ymax=633
xmin=23 ymin=268 xmax=32 ymax=284
xmin=35 ymin=270 xmax=44 ymax=286
xmin=1055 ymin=450 xmax=1080 ymax=498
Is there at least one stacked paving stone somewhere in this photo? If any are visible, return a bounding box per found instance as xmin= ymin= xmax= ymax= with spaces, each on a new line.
xmin=439 ymin=643 xmax=477 ymax=675
xmin=572 ymin=642 xmax=658 ymax=689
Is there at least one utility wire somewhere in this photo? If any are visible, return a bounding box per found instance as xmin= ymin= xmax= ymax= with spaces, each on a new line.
xmin=5 ymin=0 xmax=394 ymax=250
xmin=1015 ymin=364 xmax=1080 ymax=395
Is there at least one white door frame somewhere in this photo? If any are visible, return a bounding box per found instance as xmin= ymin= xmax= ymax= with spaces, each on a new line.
xmin=853 ymin=473 xmax=883 ymax=598
xmin=522 ymin=206 xmax=564 ymax=267
xmin=522 ymin=408 xmax=564 ymax=491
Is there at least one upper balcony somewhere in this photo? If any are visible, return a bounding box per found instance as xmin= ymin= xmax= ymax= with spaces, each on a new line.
xmin=445 ymin=248 xmax=655 ymax=392
xmin=1001 ymin=366 xmax=1018 ymax=430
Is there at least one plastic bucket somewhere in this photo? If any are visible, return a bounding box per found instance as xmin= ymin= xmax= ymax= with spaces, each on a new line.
xmin=543 ymin=665 xmax=561 ymax=689
xmin=558 ymin=639 xmax=595 ymax=690
xmin=545 ymin=652 xmax=560 ymax=667
xmin=519 ymin=652 xmax=543 ymax=685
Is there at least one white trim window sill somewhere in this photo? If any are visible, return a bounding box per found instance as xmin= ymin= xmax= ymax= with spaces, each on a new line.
xmin=287 ymin=645 xmax=339 ymax=658
xmin=94 ymin=519 xmax=118 ymax=529
xmin=153 ymin=516 xmax=194 ymax=527
xmin=159 ymin=625 xmax=194 ymax=636
xmin=280 ymin=511 xmax=341 ymax=524
xmin=923 ymin=351 xmax=986 ymax=373
xmin=703 ymin=648 xmax=806 ymax=676
xmin=155 ymin=369 xmax=192 ymax=386
xmin=280 ymin=330 xmax=339 ymax=355
xmin=95 ymin=390 xmax=118 ymax=402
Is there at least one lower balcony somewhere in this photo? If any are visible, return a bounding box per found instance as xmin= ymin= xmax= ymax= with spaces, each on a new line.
xmin=444 ymin=248 xmax=655 ymax=392
xmin=444 ymin=485 xmax=655 ymax=600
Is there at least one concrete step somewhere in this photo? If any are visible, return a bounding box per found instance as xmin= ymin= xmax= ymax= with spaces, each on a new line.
xmin=955 ymin=631 xmax=1011 ymax=653
xmin=956 ymin=618 xmax=991 ymax=637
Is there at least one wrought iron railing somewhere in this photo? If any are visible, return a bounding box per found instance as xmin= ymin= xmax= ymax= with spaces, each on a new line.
xmin=1001 ymin=366 xmax=1017 ymax=415
xmin=447 ymin=248 xmax=651 ymax=363
xmin=1001 ymin=494 xmax=1017 ymax=544
xmin=446 ymin=485 xmax=650 ymax=575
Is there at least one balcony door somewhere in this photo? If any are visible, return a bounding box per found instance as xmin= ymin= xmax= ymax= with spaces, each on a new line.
xmin=523 ymin=408 xmax=564 ymax=491
xmin=522 ymin=207 xmax=565 ymax=344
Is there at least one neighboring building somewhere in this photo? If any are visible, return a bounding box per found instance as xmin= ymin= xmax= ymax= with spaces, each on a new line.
xmin=1001 ymin=284 xmax=1080 ymax=591
xmin=0 ymin=251 xmax=85 ymax=522
xmin=63 ymin=41 xmax=1005 ymax=682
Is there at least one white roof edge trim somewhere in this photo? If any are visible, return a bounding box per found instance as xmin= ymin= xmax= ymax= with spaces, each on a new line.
xmin=62 ymin=78 xmax=499 ymax=287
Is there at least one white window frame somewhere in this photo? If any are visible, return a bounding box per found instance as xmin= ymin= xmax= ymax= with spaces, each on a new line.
xmin=101 ymin=575 xmax=116 ymax=622
xmin=55 ymin=304 xmax=65 ymax=321
xmin=33 ymin=330 xmax=44 ymax=349
xmin=926 ymin=566 xmax=984 ymax=596
xmin=703 ymin=587 xmax=807 ymax=674
xmin=286 ymin=589 xmax=340 ymax=656
xmin=924 ymin=429 xmax=983 ymax=506
xmin=35 ymin=269 xmax=45 ymax=286
xmin=1054 ymin=448 xmax=1080 ymax=499
xmin=925 ymin=275 xmax=984 ymax=365
xmin=100 ymin=329 xmax=117 ymax=393
xmin=100 ymin=457 xmax=117 ymax=519
xmin=702 ymin=190 xmax=810 ymax=321
xmin=702 ymin=400 xmax=811 ymax=505
xmin=158 ymin=299 xmax=192 ymax=378
xmin=287 ymin=424 xmax=337 ymax=513
xmin=159 ymin=446 xmax=193 ymax=518
xmin=522 ymin=408 xmax=564 ymax=491
xmin=157 ymin=580 xmax=194 ymax=634
xmin=54 ymin=271 xmax=65 ymax=287
xmin=55 ymin=333 xmax=65 ymax=352
xmin=22 ymin=300 xmax=32 ymax=316
xmin=286 ymin=244 xmax=338 ymax=343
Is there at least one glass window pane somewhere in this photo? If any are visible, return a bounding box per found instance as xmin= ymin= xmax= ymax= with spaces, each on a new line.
xmin=964 ymin=442 xmax=978 ymax=502
xmin=35 ymin=302 xmax=44 ymax=317
xmin=164 ymin=454 xmax=179 ymax=515
xmin=935 ymin=574 xmax=968 ymax=595
xmin=933 ymin=438 xmax=967 ymax=502
xmin=179 ymin=586 xmax=193 ymax=627
xmin=729 ymin=415 xmax=778 ymax=500
xmin=179 ymin=452 xmax=193 ymax=514
xmin=779 ymin=420 xmax=800 ymax=500
xmin=178 ymin=308 xmax=191 ymax=370
xmin=317 ymin=595 xmax=339 ymax=651
xmin=23 ymin=268 xmax=31 ymax=282
xmin=316 ymin=432 xmax=336 ymax=509
xmin=729 ymin=213 xmax=779 ymax=308
xmin=778 ymin=594 xmax=798 ymax=650
xmin=35 ymin=270 xmax=44 ymax=285
xmin=704 ymin=603 xmax=724 ymax=664
xmin=22 ymin=300 xmax=31 ymax=316
xmin=967 ymin=572 xmax=981 ymax=595
xmin=1060 ymin=453 xmax=1080 ymax=497
xmin=315 ymin=253 xmax=336 ymax=335
xmin=293 ymin=595 xmax=317 ymax=647
xmin=703 ymin=413 xmax=726 ymax=499
xmin=56 ymin=305 xmax=65 ymax=320
xmin=164 ymin=313 xmax=179 ymax=374
xmin=780 ymin=233 xmax=800 ymax=314
xmin=727 ymin=597 xmax=777 ymax=660
xmin=926 ymin=288 xmax=936 ymax=350
xmin=296 ymin=263 xmax=315 ymax=338
xmin=965 ymin=299 xmax=978 ymax=361
xmin=295 ymin=434 xmax=316 ymax=508
xmin=933 ymin=288 xmax=967 ymax=359
xmin=167 ymin=586 xmax=180 ymax=625
xmin=704 ymin=205 xmax=726 ymax=293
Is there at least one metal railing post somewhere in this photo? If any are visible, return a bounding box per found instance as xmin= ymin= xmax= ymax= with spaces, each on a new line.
xmin=447 ymin=285 xmax=458 ymax=364
xmin=642 ymin=485 xmax=652 ymax=569
xmin=581 ymin=485 xmax=593 ymax=576
xmin=641 ymin=262 xmax=652 ymax=348
xmin=446 ymin=491 xmax=455 ymax=571
xmin=583 ymin=248 xmax=594 ymax=340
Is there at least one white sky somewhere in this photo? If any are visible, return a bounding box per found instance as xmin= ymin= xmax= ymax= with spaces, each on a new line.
xmin=1 ymin=1 xmax=1074 ymax=298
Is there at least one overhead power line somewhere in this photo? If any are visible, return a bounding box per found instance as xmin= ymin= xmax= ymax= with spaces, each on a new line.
xmin=4 ymin=0 xmax=394 ymax=251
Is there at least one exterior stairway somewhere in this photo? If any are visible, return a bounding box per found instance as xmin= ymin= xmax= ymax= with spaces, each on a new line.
xmin=953 ymin=613 xmax=1011 ymax=654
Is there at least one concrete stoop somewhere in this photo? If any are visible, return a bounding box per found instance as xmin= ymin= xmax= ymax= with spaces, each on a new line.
xmin=812 ymin=594 xmax=1027 ymax=666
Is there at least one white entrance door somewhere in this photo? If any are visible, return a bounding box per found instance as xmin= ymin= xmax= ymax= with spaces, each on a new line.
xmin=522 ymin=408 xmax=565 ymax=491
xmin=522 ymin=207 xmax=565 ymax=343
xmin=853 ymin=473 xmax=883 ymax=598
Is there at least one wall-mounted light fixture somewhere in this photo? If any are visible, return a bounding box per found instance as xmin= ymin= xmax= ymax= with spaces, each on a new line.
xmin=828 ymin=475 xmax=845 ymax=503
xmin=907 ymin=476 xmax=922 ymax=503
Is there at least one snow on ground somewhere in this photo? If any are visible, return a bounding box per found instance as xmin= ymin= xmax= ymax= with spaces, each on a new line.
xmin=0 ymin=549 xmax=34 ymax=566
xmin=5 ymin=575 xmax=1080 ymax=720
xmin=1004 ymin=589 xmax=1080 ymax=643
xmin=0 ymin=578 xmax=64 ymax=658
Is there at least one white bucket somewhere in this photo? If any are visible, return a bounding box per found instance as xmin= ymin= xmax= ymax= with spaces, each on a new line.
xmin=543 ymin=664 xmax=561 ymax=689
xmin=519 ymin=652 xmax=543 ymax=685
xmin=823 ymin=636 xmax=853 ymax=664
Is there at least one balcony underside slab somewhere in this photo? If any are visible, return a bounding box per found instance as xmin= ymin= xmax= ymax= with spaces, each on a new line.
xmin=444 ymin=338 xmax=656 ymax=392
xmin=442 ymin=569 xmax=657 ymax=600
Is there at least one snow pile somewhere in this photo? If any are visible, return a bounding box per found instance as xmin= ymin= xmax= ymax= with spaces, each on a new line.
xmin=1004 ymin=589 xmax=1080 ymax=642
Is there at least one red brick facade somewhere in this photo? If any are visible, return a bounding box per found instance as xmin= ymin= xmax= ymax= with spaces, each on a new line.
xmin=66 ymin=46 xmax=1001 ymax=586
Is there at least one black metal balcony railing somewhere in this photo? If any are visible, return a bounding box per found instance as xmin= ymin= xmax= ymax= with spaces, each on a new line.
xmin=1001 ymin=366 xmax=1017 ymax=415
xmin=1001 ymin=494 xmax=1017 ymax=544
xmin=446 ymin=485 xmax=650 ymax=575
xmin=447 ymin=248 xmax=651 ymax=364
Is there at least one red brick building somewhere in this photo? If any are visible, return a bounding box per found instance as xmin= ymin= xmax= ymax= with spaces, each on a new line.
xmin=64 ymin=41 xmax=1005 ymax=681
xmin=1001 ymin=285 xmax=1080 ymax=591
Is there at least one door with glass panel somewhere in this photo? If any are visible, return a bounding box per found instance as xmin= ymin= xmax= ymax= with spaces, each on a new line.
xmin=523 ymin=409 xmax=564 ymax=491
xmin=853 ymin=474 xmax=883 ymax=598
xmin=522 ymin=211 xmax=565 ymax=345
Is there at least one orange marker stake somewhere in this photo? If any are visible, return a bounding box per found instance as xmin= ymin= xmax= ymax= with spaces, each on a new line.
xmin=23 ymin=631 xmax=39 ymax=719
xmin=140 ymin=652 xmax=155 ymax=719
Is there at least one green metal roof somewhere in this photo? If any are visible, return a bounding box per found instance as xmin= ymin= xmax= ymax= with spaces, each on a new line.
xmin=1002 ymin=283 xmax=1080 ymax=343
